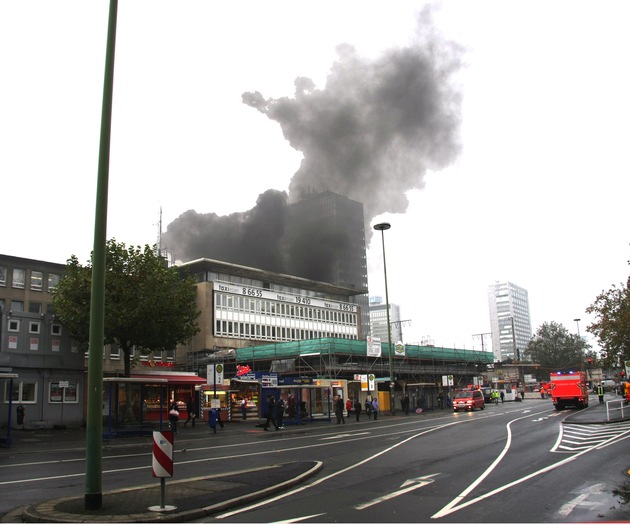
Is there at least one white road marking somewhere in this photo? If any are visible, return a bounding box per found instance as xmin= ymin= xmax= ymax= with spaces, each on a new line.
xmin=271 ymin=513 xmax=327 ymax=523
xmin=354 ymin=473 xmax=439 ymax=510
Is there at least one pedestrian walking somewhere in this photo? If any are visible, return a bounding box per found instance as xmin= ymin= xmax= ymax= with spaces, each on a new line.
xmin=184 ymin=397 xmax=196 ymax=428
xmin=403 ymin=394 xmax=410 ymax=415
xmin=500 ymin=390 xmax=505 ymax=403
xmin=354 ymin=398 xmax=362 ymax=421
xmin=371 ymin=397 xmax=379 ymax=420
xmin=365 ymin=397 xmax=373 ymax=420
xmin=263 ymin=396 xmax=279 ymax=431
xmin=335 ymin=395 xmax=346 ymax=424
xmin=597 ymin=383 xmax=605 ymax=404
xmin=437 ymin=392 xmax=444 ymax=409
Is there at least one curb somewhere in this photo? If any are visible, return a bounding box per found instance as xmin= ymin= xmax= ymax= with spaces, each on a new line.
xmin=20 ymin=461 xmax=323 ymax=523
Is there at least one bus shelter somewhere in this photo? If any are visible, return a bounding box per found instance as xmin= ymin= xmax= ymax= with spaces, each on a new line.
xmin=102 ymin=372 xmax=206 ymax=438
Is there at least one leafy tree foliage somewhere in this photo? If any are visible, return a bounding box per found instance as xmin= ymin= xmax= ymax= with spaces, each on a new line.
xmin=53 ymin=240 xmax=200 ymax=377
xmin=586 ymin=268 xmax=630 ymax=368
xmin=526 ymin=321 xmax=590 ymax=373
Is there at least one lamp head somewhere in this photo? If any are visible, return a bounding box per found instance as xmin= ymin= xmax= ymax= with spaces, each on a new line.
xmin=374 ymin=222 xmax=391 ymax=231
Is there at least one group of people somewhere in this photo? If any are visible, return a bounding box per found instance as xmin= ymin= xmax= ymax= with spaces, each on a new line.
xmin=334 ymin=395 xmax=380 ymax=423
xmin=167 ymin=397 xmax=226 ymax=434
xmin=262 ymin=395 xmax=286 ymax=431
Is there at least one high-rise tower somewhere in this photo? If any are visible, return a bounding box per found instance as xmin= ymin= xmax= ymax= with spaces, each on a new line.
xmin=488 ymin=281 xmax=532 ymax=362
xmin=284 ymin=191 xmax=370 ymax=337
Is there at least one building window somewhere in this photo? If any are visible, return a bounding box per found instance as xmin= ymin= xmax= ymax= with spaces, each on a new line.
xmin=12 ymin=268 xmax=25 ymax=289
xmin=10 ymin=300 xmax=24 ymax=313
xmin=4 ymin=381 xmax=37 ymax=404
xmin=0 ymin=266 xmax=6 ymax=286
xmin=30 ymin=271 xmax=43 ymax=291
xmin=51 ymin=324 xmax=62 ymax=336
xmin=29 ymin=322 xmax=41 ymax=334
xmin=49 ymin=382 xmax=78 ymax=404
xmin=29 ymin=302 xmax=42 ymax=314
xmin=48 ymin=273 xmax=60 ymax=291
xmin=8 ymin=319 xmax=19 ymax=332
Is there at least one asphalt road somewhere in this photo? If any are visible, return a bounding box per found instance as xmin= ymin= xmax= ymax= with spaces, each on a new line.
xmin=1 ymin=395 xmax=629 ymax=523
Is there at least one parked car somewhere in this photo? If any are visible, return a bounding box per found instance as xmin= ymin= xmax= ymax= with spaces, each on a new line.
xmin=453 ymin=390 xmax=485 ymax=412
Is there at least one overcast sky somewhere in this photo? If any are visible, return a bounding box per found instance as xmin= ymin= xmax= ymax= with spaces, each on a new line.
xmin=2 ymin=1 xmax=629 ymax=352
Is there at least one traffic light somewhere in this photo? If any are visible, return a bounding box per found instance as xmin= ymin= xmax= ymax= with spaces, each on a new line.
xmin=587 ymin=357 xmax=593 ymax=366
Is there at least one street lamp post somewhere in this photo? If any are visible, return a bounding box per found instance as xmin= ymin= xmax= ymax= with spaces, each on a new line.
xmin=374 ymin=222 xmax=395 ymax=416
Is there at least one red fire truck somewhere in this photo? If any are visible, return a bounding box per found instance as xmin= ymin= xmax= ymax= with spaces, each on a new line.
xmin=549 ymin=371 xmax=589 ymax=410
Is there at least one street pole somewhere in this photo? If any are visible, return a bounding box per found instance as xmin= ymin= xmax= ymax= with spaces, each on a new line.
xmin=374 ymin=223 xmax=395 ymax=416
xmin=85 ymin=0 xmax=118 ymax=511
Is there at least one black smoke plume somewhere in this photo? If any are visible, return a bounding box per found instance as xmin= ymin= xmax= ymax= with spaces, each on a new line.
xmin=164 ymin=7 xmax=463 ymax=278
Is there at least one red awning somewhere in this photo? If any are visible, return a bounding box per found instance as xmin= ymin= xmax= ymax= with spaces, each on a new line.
xmin=131 ymin=373 xmax=207 ymax=384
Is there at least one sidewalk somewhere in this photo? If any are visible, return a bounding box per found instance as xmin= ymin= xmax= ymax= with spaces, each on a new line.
xmin=2 ymin=396 xmax=627 ymax=523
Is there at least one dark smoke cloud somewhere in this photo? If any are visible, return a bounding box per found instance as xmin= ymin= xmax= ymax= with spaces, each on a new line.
xmin=165 ymin=189 xmax=288 ymax=270
xmin=165 ymin=6 xmax=463 ymax=272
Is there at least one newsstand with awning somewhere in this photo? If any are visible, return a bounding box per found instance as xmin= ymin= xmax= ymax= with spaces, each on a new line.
xmin=103 ymin=371 xmax=206 ymax=438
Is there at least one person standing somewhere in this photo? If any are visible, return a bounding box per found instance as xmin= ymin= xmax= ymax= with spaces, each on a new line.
xmin=437 ymin=392 xmax=444 ymax=409
xmin=403 ymin=395 xmax=410 ymax=415
xmin=500 ymin=390 xmax=505 ymax=403
xmin=365 ymin=397 xmax=373 ymax=420
xmin=241 ymin=398 xmax=248 ymax=420
xmin=335 ymin=395 xmax=346 ymax=424
xmin=354 ymin=397 xmax=362 ymax=422
xmin=168 ymin=403 xmax=179 ymax=433
xmin=346 ymin=398 xmax=353 ymax=418
xmin=275 ymin=395 xmax=286 ymax=429
xmin=371 ymin=397 xmax=379 ymax=420
xmin=597 ymin=383 xmax=605 ymax=404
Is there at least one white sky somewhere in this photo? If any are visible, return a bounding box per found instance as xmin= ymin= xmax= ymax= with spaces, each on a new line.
xmin=2 ymin=1 xmax=629 ymax=352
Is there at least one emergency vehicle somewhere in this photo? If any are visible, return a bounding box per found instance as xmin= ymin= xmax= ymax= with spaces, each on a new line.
xmin=549 ymin=371 xmax=589 ymax=410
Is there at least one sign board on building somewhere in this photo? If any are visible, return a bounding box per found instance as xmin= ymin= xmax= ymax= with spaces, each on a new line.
xmin=366 ymin=336 xmax=381 ymax=357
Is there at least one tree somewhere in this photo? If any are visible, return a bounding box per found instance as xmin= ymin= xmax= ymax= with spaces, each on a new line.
xmin=53 ymin=240 xmax=200 ymax=377
xmin=586 ymin=268 xmax=630 ymax=368
xmin=526 ymin=321 xmax=590 ymax=374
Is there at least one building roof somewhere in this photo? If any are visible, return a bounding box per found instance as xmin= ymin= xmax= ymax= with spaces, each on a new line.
xmin=177 ymin=258 xmax=368 ymax=297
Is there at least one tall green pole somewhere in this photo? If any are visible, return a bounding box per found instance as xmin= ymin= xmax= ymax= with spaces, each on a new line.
xmin=85 ymin=0 xmax=118 ymax=511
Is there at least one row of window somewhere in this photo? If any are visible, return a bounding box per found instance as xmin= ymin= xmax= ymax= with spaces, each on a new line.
xmin=0 ymin=266 xmax=60 ymax=291
xmin=215 ymin=293 xmax=357 ymax=325
xmin=3 ymin=381 xmax=78 ymax=404
xmin=5 ymin=318 xmax=62 ymax=335
xmin=215 ymin=319 xmax=357 ymax=341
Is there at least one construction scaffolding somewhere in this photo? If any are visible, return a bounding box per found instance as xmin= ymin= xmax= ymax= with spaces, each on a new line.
xmin=231 ymin=338 xmax=492 ymax=388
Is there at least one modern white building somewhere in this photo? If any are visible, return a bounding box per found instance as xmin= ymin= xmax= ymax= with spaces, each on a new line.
xmin=488 ymin=282 xmax=532 ymax=362
xmin=368 ymin=296 xmax=403 ymax=346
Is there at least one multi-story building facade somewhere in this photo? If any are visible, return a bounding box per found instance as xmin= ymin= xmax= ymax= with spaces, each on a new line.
xmin=177 ymin=258 xmax=367 ymax=368
xmin=368 ymin=296 xmax=403 ymax=345
xmin=0 ymin=255 xmax=84 ymax=428
xmin=488 ymin=281 xmax=532 ymax=362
